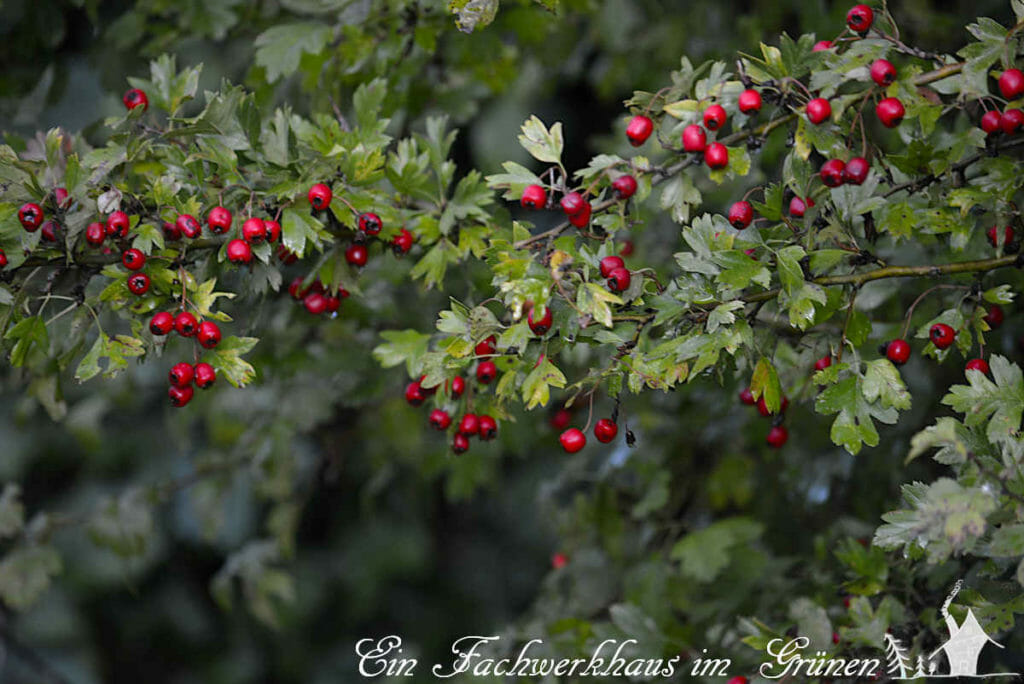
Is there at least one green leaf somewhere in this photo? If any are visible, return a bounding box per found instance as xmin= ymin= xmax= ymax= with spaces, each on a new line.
xmin=0 ymin=545 xmax=62 ymax=611
xmin=942 ymin=356 xmax=1023 ymax=451
xmin=0 ymin=484 xmax=24 ymax=539
xmin=862 ymin=359 xmax=912 ymax=411
xmin=254 ymin=22 xmax=333 ymax=83
xmin=373 ymin=330 xmax=432 ymax=377
xmin=281 ymin=207 xmax=328 ymax=258
xmin=670 ymin=517 xmax=763 ymax=582
xmin=750 ymin=357 xmax=782 ymax=412
xmin=576 ymin=283 xmax=622 ymax=328
xmin=448 ymin=0 xmax=499 ymax=33
xmin=203 ymin=336 xmax=258 ymax=388
xmin=521 ymin=357 xmax=566 ymax=409
xmin=517 ymin=115 xmax=563 ymax=164
xmin=88 ymin=490 xmax=153 ymax=557
xmin=5 ymin=316 xmax=49 ymax=367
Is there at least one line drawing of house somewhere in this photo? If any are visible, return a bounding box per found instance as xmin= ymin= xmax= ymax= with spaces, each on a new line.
xmin=927 ymin=580 xmax=1005 ymax=677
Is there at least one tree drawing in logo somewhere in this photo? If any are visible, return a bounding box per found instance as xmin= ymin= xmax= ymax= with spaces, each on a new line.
xmin=929 ymin=580 xmax=1004 ymax=677
xmin=883 ymin=632 xmax=913 ymax=679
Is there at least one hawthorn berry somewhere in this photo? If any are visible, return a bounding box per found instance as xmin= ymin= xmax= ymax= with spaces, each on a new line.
xmin=40 ymin=220 xmax=59 ymax=242
xmin=981 ymin=110 xmax=1003 ymax=135
xmin=429 ymin=409 xmax=452 ymax=430
xmin=739 ymin=387 xmax=756 ymax=405
xmin=560 ymin=191 xmax=585 ymax=216
xmin=475 ymin=335 xmax=497 ymax=356
xmin=520 ymin=184 xmax=547 ymax=209
xmin=194 ymin=363 xmax=217 ymax=389
xmin=168 ymin=385 xmax=194 ymax=408
xmin=757 ymin=395 xmax=789 ymax=417
xmin=625 ymin=115 xmax=653 ymax=146
xmin=846 ymin=4 xmax=874 ymax=32
xmin=264 ymin=219 xmax=281 ymax=243
xmin=870 ymin=59 xmax=896 ymax=86
xmin=766 ymin=425 xmax=789 ymax=448
xmin=929 ymin=323 xmax=956 ymax=349
xmin=122 ymin=248 xmax=146 ymax=271
xmin=728 ymin=201 xmax=753 ymax=229
xmin=703 ymin=104 xmax=727 ymax=131
xmin=323 ymin=294 xmax=341 ymax=313
xmin=127 ymin=273 xmax=150 ymax=295
xmin=876 ymin=98 xmax=905 ymax=128
xmin=999 ymin=68 xmax=1024 ymax=99
xmin=843 ymin=157 xmax=870 ymax=185
xmin=207 ymin=206 xmax=232 ymax=234
xmin=18 ymin=202 xmax=43 ymax=231
xmin=392 ymin=228 xmax=414 ymax=255
xmin=162 ymin=221 xmax=181 ymax=242
xmin=304 ymin=292 xmax=327 ymax=315
xmin=405 ymin=381 xmax=426 ymax=406
xmin=277 ymin=245 xmax=298 ymax=263
xmin=806 ymin=98 xmax=831 ymax=125
xmin=359 ymin=212 xmax=382 ymax=235
xmin=551 ymin=552 xmax=568 ymax=569
xmin=197 ymin=321 xmax=222 ymax=349
xmin=814 ymin=356 xmax=832 ymax=372
xmin=551 ymin=408 xmax=572 ymax=430
xmin=459 ymin=413 xmax=480 ymax=436
xmin=789 ymin=196 xmax=814 ymax=218
xmin=478 ymin=415 xmax=498 ymax=440
xmin=345 ymin=243 xmax=368 ymax=267
xmin=727 ymin=678 xmax=749 ymax=684
xmin=450 ymin=376 xmax=466 ymax=398
xmin=0 ymin=249 xmax=6 ymax=268
xmin=886 ymin=339 xmax=911 ymax=365
xmin=987 ymin=225 xmax=1014 ymax=248
xmin=122 ymin=88 xmax=148 ymax=111
xmin=568 ymin=201 xmax=592 ymax=227
xmin=85 ymin=222 xmax=106 ymax=246
xmin=150 ymin=312 xmax=174 ymax=335
xmin=983 ymin=304 xmax=1004 ymax=328
xmin=452 ymin=433 xmax=470 ymax=454
xmin=682 ymin=124 xmax=707 ymax=152
xmin=527 ymin=306 xmax=553 ymax=335
xmin=477 ymin=360 xmax=497 ymax=384
xmin=1001 ymin=109 xmax=1024 ymax=134
xmin=820 ymin=159 xmax=846 ymax=187
xmin=106 ymin=210 xmax=130 ymax=238
xmin=966 ymin=358 xmax=990 ymax=375
xmin=704 ymin=142 xmax=729 ymax=170
xmin=812 ymin=40 xmax=833 ymax=51
xmin=612 ymin=175 xmax=638 ymax=199
xmin=53 ymin=187 xmax=70 ymax=209
xmin=174 ymin=312 xmax=199 ymax=337
xmin=242 ymin=217 xmax=266 ymax=243
xmin=738 ymin=89 xmax=762 ymax=114
xmin=308 ymin=183 xmax=333 ymax=210
xmin=176 ymin=214 xmax=201 ymax=239
xmin=619 ymin=239 xmax=634 ymax=256
xmin=607 ymin=267 xmax=631 ymax=292
xmin=599 ymin=255 xmax=625 ymax=279
xmin=594 ymin=418 xmax=618 ymax=443
xmin=560 ymin=428 xmax=586 ymax=453
xmin=419 ymin=375 xmax=438 ymax=395
xmin=169 ymin=362 xmax=195 ymax=387
xmin=226 ymin=239 xmax=253 ymax=265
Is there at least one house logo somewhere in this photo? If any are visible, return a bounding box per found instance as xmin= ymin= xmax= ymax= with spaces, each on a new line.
xmin=883 ymin=580 xmax=1016 ymax=679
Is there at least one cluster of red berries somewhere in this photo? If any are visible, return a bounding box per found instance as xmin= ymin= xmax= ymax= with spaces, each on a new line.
xmin=880 ymin=302 xmax=1006 ymax=377
xmin=519 ymin=171 xmax=637 ymax=232
xmin=288 ymin=277 xmax=348 ymax=315
xmin=148 ymin=310 xmax=220 ymax=407
xmin=167 ymin=361 xmax=217 ymax=407
xmin=404 ymin=364 xmax=498 ymax=453
xmin=307 ymin=182 xmax=413 ymax=264
xmin=738 ymin=387 xmax=789 ymax=448
xmin=558 ymin=416 xmax=619 ymax=453
xmin=981 ymin=69 xmax=1024 ymax=135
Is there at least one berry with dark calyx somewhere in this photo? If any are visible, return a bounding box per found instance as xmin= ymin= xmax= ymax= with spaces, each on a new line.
xmin=728 ymin=201 xmax=754 ymax=229
xmin=429 ymin=409 xmax=452 ymax=430
xmin=392 ymin=228 xmax=414 ymax=255
xmin=452 ymin=433 xmax=470 ymax=454
xmin=757 ymin=395 xmax=789 ymax=417
xmin=625 ymin=115 xmax=654 ymax=146
xmin=226 ymin=239 xmax=253 ymax=265
xmin=929 ymin=323 xmax=956 ymax=349
xmin=820 ymin=159 xmax=846 ymax=187
xmin=806 ymin=98 xmax=831 ymax=125
xmin=450 ymin=376 xmax=466 ymax=398
xmin=600 ymin=255 xmax=625 ymax=278
xmin=527 ymin=306 xmax=553 ymax=335
xmin=560 ymin=427 xmax=586 ymax=453
xmin=560 ymin=191 xmax=585 ymax=216
xmin=594 ymin=418 xmax=618 ymax=443
xmin=123 ymin=88 xmax=148 ymax=111
xmin=169 ymin=385 xmax=194 ymax=408
xmin=197 ymin=321 xmax=222 ymax=349
xmin=814 ymin=356 xmax=832 ymax=372
xmin=568 ymin=201 xmax=592 ymax=227
xmin=704 ymin=142 xmax=729 ymax=170
xmin=162 ymin=221 xmax=181 ymax=242
xmin=264 ymin=219 xmax=281 ymax=243
xmin=520 ymin=184 xmax=547 ymax=209
xmin=40 ymin=220 xmax=59 ymax=242
xmin=738 ymin=89 xmax=762 ymax=114
xmin=987 ymin=225 xmax=1014 ymax=248
xmin=307 ymin=183 xmax=332 ymax=210
xmin=458 ymin=413 xmax=480 ymax=437
xmin=870 ymin=59 xmax=896 ymax=86
xmin=965 ymin=358 xmax=990 ymax=375
xmin=242 ymin=217 xmax=266 ymax=243
xmin=766 ymin=425 xmax=789 ymax=448
xmin=174 ymin=312 xmax=198 ymax=337
xmin=846 ymin=4 xmax=874 ymax=32
xmin=405 ymin=381 xmax=425 ymax=406
xmin=303 ymin=292 xmax=327 ymax=315
xmin=106 ymin=210 xmax=130 ymax=238
xmin=612 ymin=175 xmax=638 ymax=199
xmin=739 ymin=387 xmax=756 ymax=405
xmin=345 ymin=243 xmax=368 ymax=267
xmin=843 ymin=157 xmax=870 ymax=185
xmin=18 ymin=203 xmax=43 ymax=231
xmin=789 ymin=196 xmax=814 ymax=218
xmin=323 ymin=295 xmax=341 ymax=314
xmin=876 ymin=97 xmax=905 ymax=128
xmin=122 ymin=248 xmax=146 ymax=271
xmin=127 ymin=273 xmax=150 ymax=295
xmin=206 ymin=206 xmax=232 ymax=234
xmin=983 ymin=304 xmax=1004 ymax=328
xmin=358 ymin=212 xmax=382 ymax=235
xmin=194 ymin=363 xmax=217 ymax=389
xmin=1001 ymin=109 xmax=1024 ymax=134
xmin=478 ymin=415 xmax=498 ymax=440
xmin=176 ymin=214 xmax=202 ymax=239
xmin=149 ymin=312 xmax=174 ymax=335
xmin=681 ymin=124 xmax=706 ymax=152
xmin=999 ymin=68 xmax=1024 ymax=99
xmin=476 ymin=360 xmax=497 ymax=384
xmin=475 ymin=335 xmax=497 ymax=356
xmin=812 ymin=40 xmax=833 ymax=51
xmin=703 ymin=104 xmax=727 ymax=131
xmin=607 ymin=267 xmax=631 ymax=292
xmin=169 ymin=362 xmax=195 ymax=388
xmin=85 ymin=222 xmax=106 ymax=246
xmin=981 ymin=110 xmax=1003 ymax=135
xmin=886 ymin=339 xmax=911 ymax=365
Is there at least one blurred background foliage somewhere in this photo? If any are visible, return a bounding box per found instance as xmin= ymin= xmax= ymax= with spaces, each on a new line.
xmin=0 ymin=0 xmax=1020 ymax=682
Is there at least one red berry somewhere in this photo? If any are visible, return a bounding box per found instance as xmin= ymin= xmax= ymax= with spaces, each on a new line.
xmin=449 ymin=376 xmax=466 ymax=398
xmin=476 ymin=360 xmax=497 ymax=384
xmin=814 ymin=356 xmax=832 ymax=372
xmin=966 ymin=358 xmax=990 ymax=375
xmin=560 ymin=191 xmax=585 ymax=216
xmin=681 ymin=124 xmax=707 ymax=152
xmin=458 ymin=413 xmax=480 ymax=436
xmin=846 ymin=4 xmax=874 ymax=32
xmin=527 ymin=306 xmax=553 ymax=335
xmin=40 ymin=220 xmax=59 ymax=242
xmin=704 ymin=142 xmax=729 ymax=170
xmin=162 ymin=221 xmax=181 ymax=242
xmin=18 ymin=202 xmax=43 ymax=231
xmin=551 ymin=552 xmax=568 ymax=569
xmin=478 ymin=415 xmax=498 ymax=440
xmin=999 ymin=68 xmax=1024 ymax=99
xmin=452 ymin=433 xmax=470 ymax=454
xmin=843 ymin=157 xmax=870 ymax=185
xmin=419 ymin=375 xmax=437 ymax=396
xmin=757 ymin=395 xmax=789 ymax=417
xmin=358 ymin=212 xmax=382 ymax=235
xmin=323 ymin=295 xmax=341 ymax=313
xmin=194 ymin=362 xmax=217 ymax=389
xmin=149 ymin=312 xmax=174 ymax=335
xmin=106 ymin=210 xmax=130 ymax=238
xmin=429 ymin=409 xmax=452 ymax=430
xmin=727 ymin=678 xmax=749 ymax=684
xmin=612 ymin=175 xmax=638 ymax=200
xmin=929 ymin=323 xmax=956 ymax=349
xmin=987 ymin=225 xmax=1014 ymax=248
xmin=594 ymin=418 xmax=618 ymax=443
xmin=568 ymin=201 xmax=592 ymax=228
xmin=122 ymin=248 xmax=146 ymax=271
xmin=886 ymin=339 xmax=911 ymax=365
xmin=168 ymin=384 xmax=194 ymax=408
xmin=242 ymin=217 xmax=266 ymax=243
xmin=625 ymin=115 xmax=653 ymax=146
xmin=307 ymin=183 xmax=332 ymax=210
xmin=820 ymin=159 xmax=846 ymax=187
xmin=288 ymin=277 xmax=307 ymax=300
xmin=738 ymin=89 xmax=762 ymax=114
xmin=766 ymin=425 xmax=789 ymax=448
xmin=559 ymin=427 xmax=586 ymax=453
xmin=789 ymin=196 xmax=814 ymax=218
xmin=176 ymin=214 xmax=202 ymax=239
xmin=981 ymin=110 xmax=1003 ymax=135
xmin=197 ymin=321 xmax=222 ymax=349
xmin=174 ymin=312 xmax=198 ymax=337
xmin=127 ymin=273 xmax=150 ymax=295
xmin=983 ymin=304 xmax=1004 ymax=328
xmin=475 ymin=335 xmax=497 ymax=356
xmin=551 ymin=408 xmax=572 ymax=430
xmin=169 ymin=362 xmax=195 ymax=387
xmin=703 ymin=104 xmax=727 ymax=131
xmin=1001 ymin=109 xmax=1024 ymax=134
xmin=806 ymin=98 xmax=832 ymax=125
xmin=739 ymin=387 xmax=756 ymax=405
xmin=520 ymin=184 xmax=547 ymax=209
xmin=345 ymin=243 xmax=368 ymax=267
xmin=207 ymin=206 xmax=232 ymax=234
xmin=264 ymin=219 xmax=281 ymax=243
xmin=607 ymin=266 xmax=631 ymax=292
xmin=876 ymin=97 xmax=905 ymax=128
xmin=599 ymin=255 xmax=625 ymax=278
xmin=728 ymin=201 xmax=753 ymax=229
xmin=123 ymin=88 xmax=148 ymax=111
xmin=812 ymin=40 xmax=833 ymax=51
xmin=53 ymin=187 xmax=70 ymax=209
xmin=405 ymin=381 xmax=425 ymax=406
xmin=303 ymin=292 xmax=327 ymax=315
xmin=85 ymin=222 xmax=106 ymax=246
xmin=870 ymin=59 xmax=896 ymax=86
xmin=226 ymin=239 xmax=253 ymax=265
xmin=392 ymin=228 xmax=414 ymax=255
xmin=619 ymin=239 xmax=634 ymax=256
